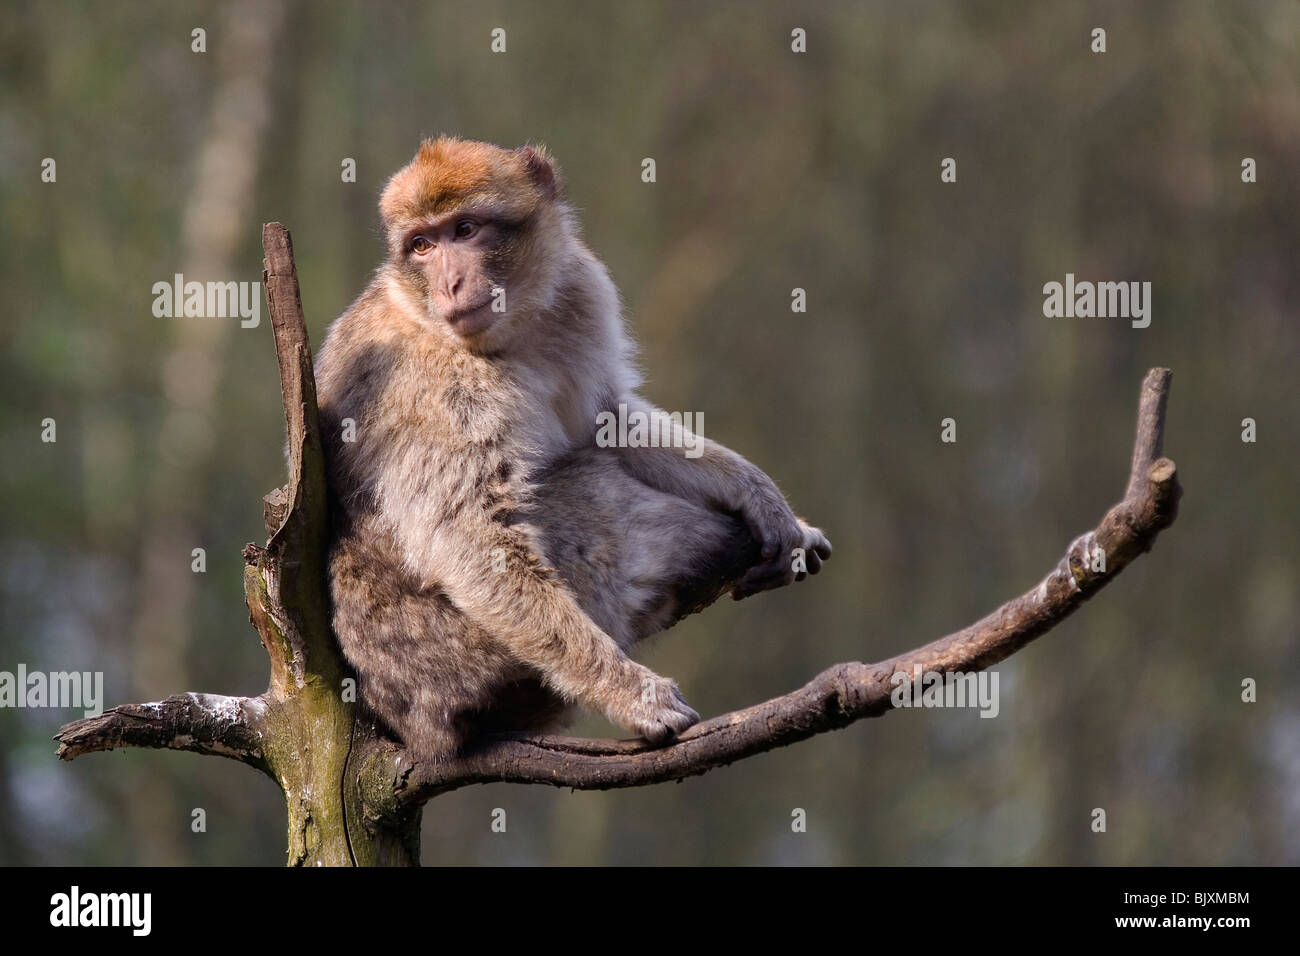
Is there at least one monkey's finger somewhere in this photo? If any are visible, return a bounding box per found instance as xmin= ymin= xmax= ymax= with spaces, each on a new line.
xmin=638 ymin=722 xmax=673 ymax=744
xmin=738 ymin=551 xmax=796 ymax=591
xmin=804 ymin=526 xmax=832 ymax=561
xmin=760 ymin=555 xmax=797 ymax=582
xmin=734 ymin=567 xmax=772 ymax=596
xmin=794 ymin=551 xmax=820 ymax=581
xmin=641 ymin=706 xmax=698 ymax=743
xmin=734 ymin=559 xmax=795 ymax=599
xmin=741 ymin=502 xmax=797 ymax=562
xmin=746 ymin=521 xmax=782 ymax=561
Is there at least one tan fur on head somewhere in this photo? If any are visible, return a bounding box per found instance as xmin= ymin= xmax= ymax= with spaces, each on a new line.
xmin=379 ymin=137 xmax=562 ymax=250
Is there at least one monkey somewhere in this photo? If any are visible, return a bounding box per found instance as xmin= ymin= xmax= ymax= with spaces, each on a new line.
xmin=313 ymin=137 xmax=831 ymax=760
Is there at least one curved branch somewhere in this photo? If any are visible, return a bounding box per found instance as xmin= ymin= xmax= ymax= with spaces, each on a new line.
xmin=363 ymin=368 xmax=1180 ymax=810
xmin=55 ymin=693 xmax=271 ymax=773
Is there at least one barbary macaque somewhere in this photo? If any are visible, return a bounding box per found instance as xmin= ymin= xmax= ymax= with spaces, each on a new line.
xmin=314 ymin=137 xmax=831 ymax=758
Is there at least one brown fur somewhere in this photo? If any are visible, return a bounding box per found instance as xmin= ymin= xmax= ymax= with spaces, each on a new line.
xmin=314 ymin=137 xmax=830 ymax=759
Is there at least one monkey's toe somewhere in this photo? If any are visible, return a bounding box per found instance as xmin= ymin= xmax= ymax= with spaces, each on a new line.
xmin=628 ymin=679 xmax=699 ymax=745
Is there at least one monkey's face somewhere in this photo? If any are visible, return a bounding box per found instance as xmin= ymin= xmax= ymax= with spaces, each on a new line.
xmin=380 ymin=138 xmax=569 ymax=350
xmin=400 ymin=213 xmax=509 ymax=339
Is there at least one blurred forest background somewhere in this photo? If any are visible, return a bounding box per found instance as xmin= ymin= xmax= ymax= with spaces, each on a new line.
xmin=1 ymin=0 xmax=1297 ymax=865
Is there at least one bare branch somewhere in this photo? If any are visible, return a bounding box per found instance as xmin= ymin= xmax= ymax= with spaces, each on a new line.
xmin=365 ymin=369 xmax=1180 ymax=809
xmin=55 ymin=693 xmax=270 ymax=772
xmin=257 ymin=222 xmax=338 ymax=692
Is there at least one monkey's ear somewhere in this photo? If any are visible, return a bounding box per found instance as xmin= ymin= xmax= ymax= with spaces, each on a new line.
xmin=516 ymin=145 xmax=560 ymax=200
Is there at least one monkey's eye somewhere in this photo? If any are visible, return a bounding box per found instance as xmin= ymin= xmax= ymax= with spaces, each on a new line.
xmin=410 ymin=236 xmax=433 ymax=254
xmin=453 ymin=219 xmax=478 ymax=240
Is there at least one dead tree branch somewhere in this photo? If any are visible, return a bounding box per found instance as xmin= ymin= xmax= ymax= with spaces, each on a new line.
xmin=54 ymin=694 xmax=268 ymax=769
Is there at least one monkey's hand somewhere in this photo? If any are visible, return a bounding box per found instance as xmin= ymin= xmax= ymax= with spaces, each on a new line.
xmin=732 ymin=486 xmax=832 ymax=600
xmin=611 ymin=664 xmax=700 ymax=744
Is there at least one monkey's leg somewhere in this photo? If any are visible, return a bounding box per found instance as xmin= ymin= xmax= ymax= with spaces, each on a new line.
xmin=527 ymin=448 xmax=762 ymax=648
xmin=610 ymin=395 xmax=832 ymax=599
xmin=474 ymin=449 xmax=757 ymax=739
xmin=328 ymin=521 xmax=529 ymax=758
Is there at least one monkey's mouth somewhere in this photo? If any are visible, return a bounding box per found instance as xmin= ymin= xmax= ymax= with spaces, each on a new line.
xmin=445 ymin=300 xmax=497 ymax=337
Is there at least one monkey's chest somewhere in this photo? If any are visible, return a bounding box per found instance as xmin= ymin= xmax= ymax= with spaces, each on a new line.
xmin=480 ymin=360 xmax=599 ymax=481
xmin=518 ymin=384 xmax=596 ymax=466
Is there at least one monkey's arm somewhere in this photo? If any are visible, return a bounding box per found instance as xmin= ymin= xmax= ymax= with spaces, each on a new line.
xmin=610 ymin=394 xmax=831 ymax=598
xmin=399 ymin=510 xmax=698 ymax=742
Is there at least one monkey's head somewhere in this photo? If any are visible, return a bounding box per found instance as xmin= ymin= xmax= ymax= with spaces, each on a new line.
xmin=379 ymin=137 xmax=572 ymax=350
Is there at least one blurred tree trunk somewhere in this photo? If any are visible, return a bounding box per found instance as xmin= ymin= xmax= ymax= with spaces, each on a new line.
xmin=125 ymin=0 xmax=286 ymax=864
